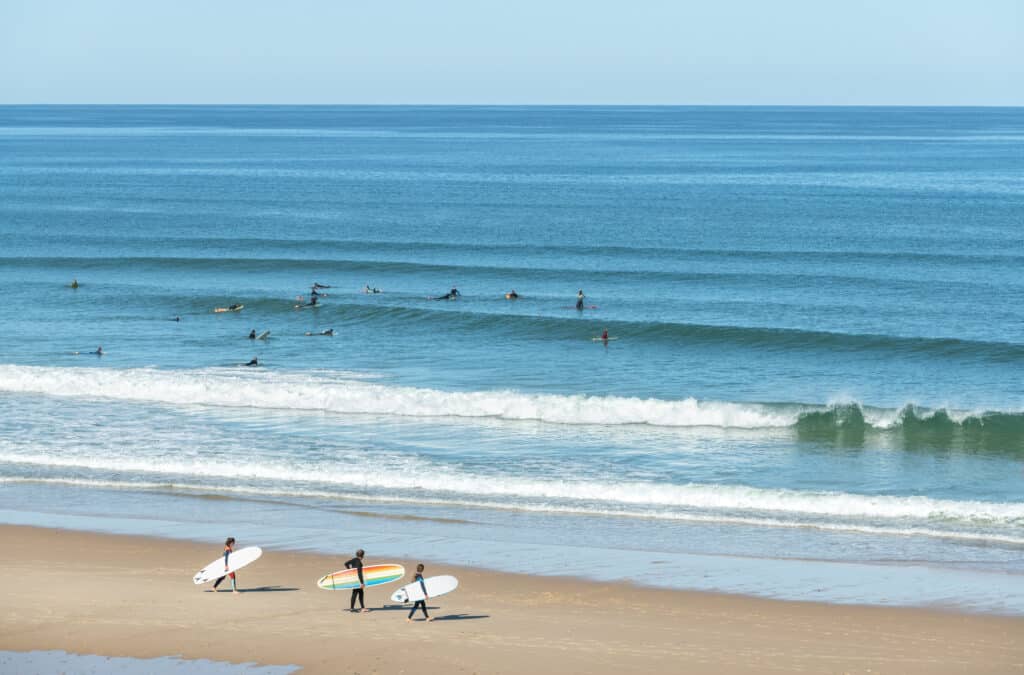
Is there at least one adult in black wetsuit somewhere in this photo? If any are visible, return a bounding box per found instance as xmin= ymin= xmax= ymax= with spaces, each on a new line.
xmin=245 ymin=357 xmax=258 ymax=367
xmin=406 ymin=563 xmax=433 ymax=622
xmin=248 ymin=329 xmax=256 ymax=339
xmin=345 ymin=549 xmax=368 ymax=613
xmin=575 ymin=289 xmax=585 ymax=310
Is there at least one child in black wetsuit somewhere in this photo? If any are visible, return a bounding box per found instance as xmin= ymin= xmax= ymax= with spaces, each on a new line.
xmin=345 ymin=549 xmax=367 ymax=613
xmin=406 ymin=563 xmax=433 ymax=622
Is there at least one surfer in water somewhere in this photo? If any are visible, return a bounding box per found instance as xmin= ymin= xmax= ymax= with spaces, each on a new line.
xmin=70 ymin=279 xmax=79 ymax=289
xmin=576 ymin=289 xmax=585 ymax=310
xmin=313 ymin=282 xmax=331 ymax=290
xmin=505 ymin=289 xmax=519 ymax=300
xmin=212 ymin=537 xmax=239 ymax=594
xmin=345 ymin=549 xmax=368 ymax=613
xmin=248 ymin=329 xmax=257 ymax=339
xmin=600 ymin=328 xmax=609 ymax=341
xmin=433 ymin=287 xmax=460 ymax=301
xmin=305 ymin=329 xmax=334 ymax=336
xmin=93 ymin=346 xmax=103 ymax=356
xmin=245 ymin=356 xmax=258 ymax=367
xmin=228 ymin=304 xmax=242 ymax=311
xmin=406 ymin=564 xmax=433 ymax=623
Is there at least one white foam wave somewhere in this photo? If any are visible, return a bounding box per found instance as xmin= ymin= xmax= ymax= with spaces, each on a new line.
xmin=4 ymin=476 xmax=1024 ymax=546
xmin=0 ymin=365 xmax=797 ymax=428
xmin=2 ymin=450 xmax=1022 ymax=526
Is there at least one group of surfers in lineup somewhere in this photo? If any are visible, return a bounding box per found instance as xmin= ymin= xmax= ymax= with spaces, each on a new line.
xmin=71 ymin=280 xmax=613 ymax=359
xmin=213 ymin=539 xmax=435 ymax=622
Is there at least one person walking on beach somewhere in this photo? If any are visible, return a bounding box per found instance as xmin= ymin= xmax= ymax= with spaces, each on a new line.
xmin=213 ymin=537 xmax=239 ymax=594
xmin=406 ymin=564 xmax=433 ymax=623
xmin=346 ymin=549 xmax=368 ymax=613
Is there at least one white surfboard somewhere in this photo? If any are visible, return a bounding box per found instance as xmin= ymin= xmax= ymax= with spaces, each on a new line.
xmin=256 ymin=330 xmax=270 ymax=340
xmin=390 ymin=575 xmax=459 ymax=603
xmin=192 ymin=546 xmax=263 ymax=585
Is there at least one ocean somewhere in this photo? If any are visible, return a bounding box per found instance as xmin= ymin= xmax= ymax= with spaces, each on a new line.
xmin=1 ymin=105 xmax=1022 ymax=613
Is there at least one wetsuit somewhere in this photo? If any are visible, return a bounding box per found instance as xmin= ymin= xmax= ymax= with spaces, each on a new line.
xmin=213 ymin=548 xmax=236 ymax=590
xmin=249 ymin=330 xmax=256 ymax=339
xmin=407 ymin=573 xmax=430 ymax=619
xmin=245 ymin=358 xmax=258 ymax=367
xmin=576 ymin=292 xmax=585 ymax=310
xmin=345 ymin=557 xmax=365 ymax=610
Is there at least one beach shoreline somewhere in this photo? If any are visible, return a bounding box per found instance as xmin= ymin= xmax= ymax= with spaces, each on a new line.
xmin=1 ymin=524 xmax=1021 ymax=674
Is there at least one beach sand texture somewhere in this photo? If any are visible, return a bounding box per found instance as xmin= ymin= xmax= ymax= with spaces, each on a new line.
xmin=1 ymin=526 xmax=1022 ymax=674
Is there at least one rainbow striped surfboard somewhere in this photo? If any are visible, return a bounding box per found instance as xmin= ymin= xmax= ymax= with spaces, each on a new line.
xmin=317 ymin=564 xmax=405 ymax=590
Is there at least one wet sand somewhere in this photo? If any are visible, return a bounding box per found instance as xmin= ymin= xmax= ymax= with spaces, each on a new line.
xmin=1 ymin=525 xmax=1021 ymax=674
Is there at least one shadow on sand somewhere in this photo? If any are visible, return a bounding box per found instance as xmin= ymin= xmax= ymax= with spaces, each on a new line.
xmin=240 ymin=586 xmax=300 ymax=593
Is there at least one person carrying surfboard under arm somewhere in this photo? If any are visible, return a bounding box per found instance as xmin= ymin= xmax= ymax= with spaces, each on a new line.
xmin=345 ymin=549 xmax=368 ymax=613
xmin=406 ymin=564 xmax=434 ymax=623
xmin=213 ymin=537 xmax=239 ymax=594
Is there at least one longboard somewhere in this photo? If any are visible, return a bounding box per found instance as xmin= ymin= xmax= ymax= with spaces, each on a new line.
xmin=213 ymin=305 xmax=244 ymax=313
xmin=391 ymin=575 xmax=459 ymax=603
xmin=317 ymin=564 xmax=405 ymax=590
xmin=592 ymin=336 xmax=619 ymax=341
xmin=193 ymin=546 xmax=263 ymax=584
xmin=256 ymin=330 xmax=270 ymax=340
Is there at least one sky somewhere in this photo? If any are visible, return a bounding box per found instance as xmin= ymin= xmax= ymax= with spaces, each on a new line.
xmin=1 ymin=0 xmax=1022 ymax=105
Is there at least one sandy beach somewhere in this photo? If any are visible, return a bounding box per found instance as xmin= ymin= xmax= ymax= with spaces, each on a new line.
xmin=0 ymin=525 xmax=1021 ymax=674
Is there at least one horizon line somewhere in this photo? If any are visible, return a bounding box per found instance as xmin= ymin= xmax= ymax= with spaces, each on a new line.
xmin=2 ymin=102 xmax=1023 ymax=109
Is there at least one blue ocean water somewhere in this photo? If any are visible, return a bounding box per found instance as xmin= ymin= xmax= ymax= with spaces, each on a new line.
xmin=1 ymin=106 xmax=1022 ymax=612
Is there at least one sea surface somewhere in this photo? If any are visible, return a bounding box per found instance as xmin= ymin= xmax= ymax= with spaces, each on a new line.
xmin=1 ymin=105 xmax=1022 ymax=613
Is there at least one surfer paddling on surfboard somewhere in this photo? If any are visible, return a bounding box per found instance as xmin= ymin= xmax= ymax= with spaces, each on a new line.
xmin=406 ymin=564 xmax=434 ymax=623
xmin=213 ymin=537 xmax=239 ymax=594
xmin=433 ymin=287 xmax=460 ymax=301
xmin=346 ymin=549 xmax=369 ymax=613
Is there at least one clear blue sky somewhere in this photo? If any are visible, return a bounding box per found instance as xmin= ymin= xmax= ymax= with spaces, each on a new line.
xmin=2 ymin=0 xmax=1021 ymax=104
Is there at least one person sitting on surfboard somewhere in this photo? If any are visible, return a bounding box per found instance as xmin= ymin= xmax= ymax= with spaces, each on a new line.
xmin=576 ymin=289 xmax=585 ymax=310
xmin=248 ymin=329 xmax=256 ymax=339
xmin=406 ymin=564 xmax=433 ymax=623
xmin=213 ymin=537 xmax=239 ymax=594
xmin=505 ymin=290 xmax=519 ymax=299
xmin=70 ymin=279 xmax=79 ymax=289
xmin=345 ymin=549 xmax=368 ymax=613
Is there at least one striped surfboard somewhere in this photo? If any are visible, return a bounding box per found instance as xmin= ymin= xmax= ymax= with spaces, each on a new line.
xmin=317 ymin=564 xmax=405 ymax=590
